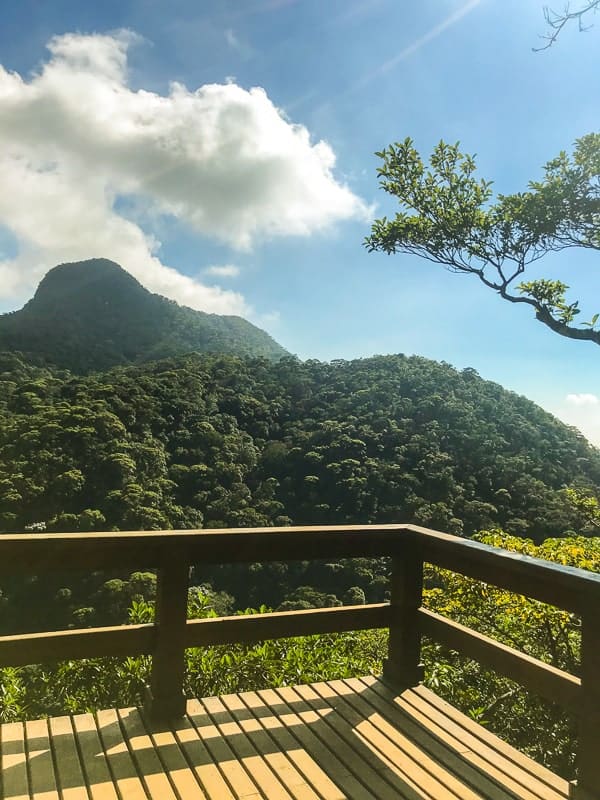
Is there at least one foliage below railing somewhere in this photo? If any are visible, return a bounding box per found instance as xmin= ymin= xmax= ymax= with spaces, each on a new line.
xmin=0 ymin=596 xmax=387 ymax=720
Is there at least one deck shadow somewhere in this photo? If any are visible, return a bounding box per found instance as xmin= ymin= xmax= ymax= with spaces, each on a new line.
xmin=0 ymin=677 xmax=570 ymax=800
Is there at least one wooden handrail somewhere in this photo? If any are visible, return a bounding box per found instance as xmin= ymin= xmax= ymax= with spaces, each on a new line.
xmin=0 ymin=523 xmax=598 ymax=796
xmin=405 ymin=523 xmax=600 ymax=613
xmin=2 ymin=523 xmax=599 ymax=610
xmin=418 ymin=608 xmax=581 ymax=714
xmin=0 ymin=604 xmax=390 ymax=667
xmin=185 ymin=603 xmax=390 ymax=646
xmin=0 ymin=624 xmax=154 ymax=665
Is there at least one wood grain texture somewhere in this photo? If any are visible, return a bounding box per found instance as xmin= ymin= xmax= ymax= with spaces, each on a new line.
xmin=186 ymin=603 xmax=390 ymax=646
xmin=404 ymin=524 xmax=600 ymax=612
xmin=383 ymin=544 xmax=424 ymax=688
xmin=147 ymin=549 xmax=189 ymax=720
xmin=1 ymin=521 xmax=597 ymax=796
xmin=0 ymin=606 xmax=388 ymax=670
xmin=71 ymin=712 xmax=119 ymax=800
xmin=0 ymin=624 xmax=154 ymax=667
xmin=47 ymin=716 xmax=89 ymax=800
xmin=361 ymin=676 xmax=570 ymax=800
xmin=24 ymin=718 xmax=59 ymax=800
xmin=575 ymin=610 xmax=600 ymax=798
xmin=1 ymin=722 xmax=30 ymax=800
xmin=0 ymin=678 xmax=571 ymax=799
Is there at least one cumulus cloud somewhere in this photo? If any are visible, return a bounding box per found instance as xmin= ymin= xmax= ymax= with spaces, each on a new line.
xmin=566 ymin=393 xmax=599 ymax=406
xmin=204 ymin=264 xmax=241 ymax=278
xmin=0 ymin=31 xmax=369 ymax=312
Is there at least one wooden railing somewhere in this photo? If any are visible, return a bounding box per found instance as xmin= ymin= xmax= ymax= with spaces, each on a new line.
xmin=0 ymin=523 xmax=599 ymax=798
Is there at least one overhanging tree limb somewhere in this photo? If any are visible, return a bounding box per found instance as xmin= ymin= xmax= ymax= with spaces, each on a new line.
xmin=365 ymin=135 xmax=600 ymax=346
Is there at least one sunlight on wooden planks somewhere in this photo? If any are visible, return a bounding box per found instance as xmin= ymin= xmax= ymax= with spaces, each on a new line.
xmin=0 ymin=678 xmax=570 ymax=800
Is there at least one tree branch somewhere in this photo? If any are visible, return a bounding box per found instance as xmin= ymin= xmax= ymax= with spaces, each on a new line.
xmin=367 ymin=136 xmax=600 ymax=348
xmin=535 ymin=306 xmax=600 ymax=343
xmin=481 ymin=688 xmax=520 ymax=723
xmin=473 ymin=274 xmax=600 ymax=345
xmin=534 ymin=1 xmax=600 ymax=50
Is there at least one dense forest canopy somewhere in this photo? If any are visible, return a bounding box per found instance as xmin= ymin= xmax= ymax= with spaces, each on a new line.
xmin=2 ymin=350 xmax=598 ymax=541
xmin=1 ymin=263 xmax=599 ymax=782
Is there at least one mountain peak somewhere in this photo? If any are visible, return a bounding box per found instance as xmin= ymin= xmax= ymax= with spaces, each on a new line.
xmin=0 ymin=259 xmax=288 ymax=371
xmin=28 ymin=259 xmax=149 ymax=310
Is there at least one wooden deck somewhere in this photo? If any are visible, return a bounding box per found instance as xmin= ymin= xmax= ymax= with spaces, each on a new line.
xmin=0 ymin=677 xmax=569 ymax=800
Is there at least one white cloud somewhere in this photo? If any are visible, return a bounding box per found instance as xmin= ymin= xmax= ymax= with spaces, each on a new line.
xmin=0 ymin=31 xmax=369 ymax=313
xmin=566 ymin=393 xmax=599 ymax=406
xmin=550 ymin=394 xmax=600 ymax=447
xmin=204 ymin=264 xmax=241 ymax=278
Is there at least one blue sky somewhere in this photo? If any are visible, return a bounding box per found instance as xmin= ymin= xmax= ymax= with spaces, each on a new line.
xmin=0 ymin=0 xmax=599 ymax=442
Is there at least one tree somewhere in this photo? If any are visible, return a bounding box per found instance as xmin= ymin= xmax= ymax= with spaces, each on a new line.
xmin=365 ymin=135 xmax=600 ymax=345
xmin=536 ymin=1 xmax=600 ymax=50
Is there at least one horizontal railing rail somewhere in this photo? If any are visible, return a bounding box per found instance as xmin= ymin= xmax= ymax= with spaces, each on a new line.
xmin=2 ymin=523 xmax=600 ymax=607
xmin=0 ymin=604 xmax=391 ymax=666
xmin=418 ymin=608 xmax=582 ymax=714
xmin=0 ymin=523 xmax=598 ymax=798
xmin=408 ymin=523 xmax=600 ymax=613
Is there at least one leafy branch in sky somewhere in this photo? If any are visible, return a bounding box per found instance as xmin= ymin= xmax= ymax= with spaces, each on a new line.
xmin=365 ymin=134 xmax=600 ymax=345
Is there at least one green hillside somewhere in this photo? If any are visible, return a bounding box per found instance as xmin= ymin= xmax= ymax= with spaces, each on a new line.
xmin=2 ymin=351 xmax=598 ymax=546
xmin=0 ymin=259 xmax=288 ymax=371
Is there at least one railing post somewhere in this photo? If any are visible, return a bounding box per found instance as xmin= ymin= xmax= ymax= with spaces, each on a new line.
xmin=145 ymin=548 xmax=188 ymax=720
xmin=571 ymin=609 xmax=600 ymax=800
xmin=383 ymin=539 xmax=424 ymax=688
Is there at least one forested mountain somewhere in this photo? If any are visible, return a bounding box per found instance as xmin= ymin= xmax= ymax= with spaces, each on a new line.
xmin=0 ymin=259 xmax=288 ymax=371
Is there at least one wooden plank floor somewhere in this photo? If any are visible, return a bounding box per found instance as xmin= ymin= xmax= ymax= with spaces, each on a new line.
xmin=0 ymin=677 xmax=570 ymax=800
